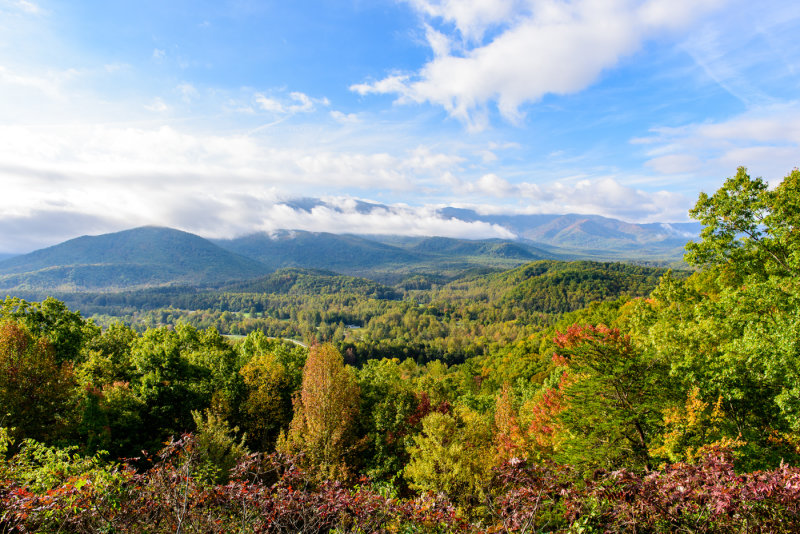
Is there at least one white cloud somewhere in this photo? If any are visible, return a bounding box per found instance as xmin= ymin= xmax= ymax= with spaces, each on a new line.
xmin=351 ymin=75 xmax=410 ymax=97
xmin=0 ymin=122 xmax=485 ymax=250
xmin=405 ymin=0 xmax=518 ymax=42
xmin=177 ymin=83 xmax=198 ymax=102
xmin=0 ymin=65 xmax=77 ymax=99
xmin=152 ymin=48 xmax=166 ymax=60
xmin=477 ymin=150 xmax=498 ymax=163
xmin=103 ymin=63 xmax=128 ymax=73
xmin=330 ymin=110 xmax=360 ymax=123
xmin=450 ymin=173 xmax=689 ymax=221
xmin=637 ymin=103 xmax=800 ymax=183
xmin=255 ymin=90 xmax=329 ymax=114
xmin=2 ymin=0 xmax=43 ymax=15
xmin=473 ymin=173 xmax=516 ymax=196
xmin=249 ymin=201 xmax=517 ymax=240
xmin=405 ymin=146 xmax=464 ymax=171
xmin=0 ymin=115 xmax=698 ymax=250
xmin=144 ymin=97 xmax=169 ymax=112
xmin=355 ymin=0 xmax=726 ymax=129
xmin=255 ymin=95 xmax=284 ymax=112
xmin=288 ymin=91 xmax=314 ymax=112
xmin=644 ymin=154 xmax=702 ymax=174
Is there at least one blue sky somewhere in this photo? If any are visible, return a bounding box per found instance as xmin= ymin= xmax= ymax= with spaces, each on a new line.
xmin=1 ymin=0 xmax=798 ymax=252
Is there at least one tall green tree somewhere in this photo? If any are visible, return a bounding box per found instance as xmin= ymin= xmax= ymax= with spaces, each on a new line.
xmin=78 ymin=321 xmax=137 ymax=387
xmin=1 ymin=297 xmax=99 ymax=364
xmin=686 ymin=166 xmax=800 ymax=278
xmin=553 ymin=324 xmax=672 ymax=470
xmin=356 ymin=358 xmax=419 ymax=483
xmin=128 ymin=324 xmax=210 ymax=450
xmin=629 ymin=167 xmax=800 ymax=468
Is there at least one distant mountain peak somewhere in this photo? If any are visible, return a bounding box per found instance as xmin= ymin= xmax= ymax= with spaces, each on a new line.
xmin=0 ymin=226 xmax=268 ymax=291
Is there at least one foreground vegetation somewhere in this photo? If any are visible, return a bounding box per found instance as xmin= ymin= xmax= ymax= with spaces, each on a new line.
xmin=3 ymin=435 xmax=799 ymax=533
xmin=2 ymin=167 xmax=800 ymax=531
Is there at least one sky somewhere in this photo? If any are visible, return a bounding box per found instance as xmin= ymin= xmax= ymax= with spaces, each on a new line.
xmin=1 ymin=0 xmax=799 ymax=253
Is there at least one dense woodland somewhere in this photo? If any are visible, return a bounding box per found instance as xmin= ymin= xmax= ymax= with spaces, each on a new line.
xmin=2 ymin=167 xmax=800 ymax=532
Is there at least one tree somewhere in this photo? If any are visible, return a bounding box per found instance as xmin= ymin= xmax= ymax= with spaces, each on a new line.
xmin=553 ymin=324 xmax=672 ymax=470
xmin=236 ymin=332 xmax=307 ymax=450
xmin=280 ymin=343 xmax=360 ymax=481
xmin=0 ymin=320 xmax=76 ymax=444
xmin=494 ymin=383 xmax=524 ymax=463
xmin=181 ymin=326 xmax=241 ymax=420
xmin=632 ymin=168 xmax=800 ymax=468
xmin=652 ymin=386 xmax=745 ymax=464
xmin=77 ymin=321 xmax=137 ymax=387
xmin=191 ymin=409 xmax=248 ymax=483
xmin=239 ymin=350 xmax=292 ymax=451
xmin=356 ymin=358 xmax=419 ymax=483
xmin=404 ymin=406 xmax=494 ymax=512
xmin=128 ymin=325 xmax=210 ymax=451
xmin=686 ymin=166 xmax=800 ymax=278
xmin=1 ymin=297 xmax=99 ymax=364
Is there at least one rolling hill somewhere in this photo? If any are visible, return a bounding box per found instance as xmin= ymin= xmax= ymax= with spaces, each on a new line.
xmin=0 ymin=226 xmax=269 ymax=291
xmin=214 ymin=230 xmax=422 ymax=272
xmin=214 ymin=230 xmax=556 ymax=283
xmin=223 ymin=268 xmax=400 ymax=299
xmin=407 ymin=236 xmax=549 ymax=259
xmin=436 ymin=259 xmax=679 ymax=314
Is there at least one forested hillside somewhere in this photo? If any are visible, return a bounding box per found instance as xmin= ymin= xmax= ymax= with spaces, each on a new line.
xmin=2 ymin=168 xmax=800 ymax=532
xmin=14 ymin=260 xmax=675 ymax=366
xmin=0 ymin=226 xmax=269 ymax=290
xmin=0 ymin=220 xmax=688 ymax=293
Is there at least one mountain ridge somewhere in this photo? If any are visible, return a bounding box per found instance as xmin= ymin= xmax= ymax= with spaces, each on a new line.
xmin=0 ymin=226 xmax=269 ymax=291
xmin=436 ymin=208 xmax=701 ymax=249
xmin=0 ymin=212 xmax=698 ymax=292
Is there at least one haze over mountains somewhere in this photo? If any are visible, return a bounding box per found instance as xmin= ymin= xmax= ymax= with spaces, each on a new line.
xmin=0 ymin=210 xmax=700 ymax=292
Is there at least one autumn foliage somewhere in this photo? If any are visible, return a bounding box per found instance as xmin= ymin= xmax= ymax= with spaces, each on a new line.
xmin=0 ymin=320 xmax=76 ymax=444
xmin=3 ymin=435 xmax=800 ymax=533
xmin=279 ymin=343 xmax=360 ymax=481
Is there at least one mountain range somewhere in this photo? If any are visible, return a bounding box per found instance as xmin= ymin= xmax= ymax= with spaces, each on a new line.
xmin=436 ymin=208 xmax=700 ymax=256
xmin=0 ymin=211 xmax=700 ymax=292
xmin=260 ymin=198 xmax=701 ymax=252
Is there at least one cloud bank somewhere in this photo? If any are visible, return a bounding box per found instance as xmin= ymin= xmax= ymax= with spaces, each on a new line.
xmin=0 ymin=101 xmax=701 ymax=253
xmin=3 ymin=0 xmax=795 ymax=255
xmin=450 ymin=173 xmax=689 ymax=222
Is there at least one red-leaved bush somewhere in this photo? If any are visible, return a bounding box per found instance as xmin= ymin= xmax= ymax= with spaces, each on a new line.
xmin=2 ymin=437 xmax=799 ymax=533
xmin=575 ymin=448 xmax=800 ymax=533
xmin=0 ymin=433 xmax=464 ymax=533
